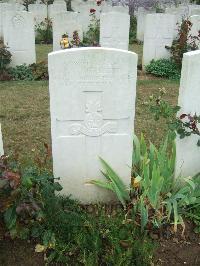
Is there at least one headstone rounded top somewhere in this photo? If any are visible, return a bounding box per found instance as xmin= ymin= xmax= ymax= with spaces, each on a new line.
xmin=48 ymin=47 xmax=137 ymax=58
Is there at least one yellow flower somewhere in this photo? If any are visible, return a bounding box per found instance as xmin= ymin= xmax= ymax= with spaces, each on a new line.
xmin=35 ymin=244 xmax=46 ymax=253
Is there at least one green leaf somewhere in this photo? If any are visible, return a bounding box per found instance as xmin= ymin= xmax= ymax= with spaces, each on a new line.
xmin=99 ymin=157 xmax=130 ymax=201
xmin=88 ymin=179 xmax=114 ymax=192
xmin=4 ymin=206 xmax=17 ymax=230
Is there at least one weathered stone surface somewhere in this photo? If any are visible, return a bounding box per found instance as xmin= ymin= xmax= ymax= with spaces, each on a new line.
xmin=3 ymin=11 xmax=36 ymax=66
xmin=176 ymin=50 xmax=200 ymax=178
xmin=48 ymin=47 xmax=137 ymax=203
xmin=100 ymin=12 xmax=130 ymax=50
xmin=143 ymin=14 xmax=175 ymax=67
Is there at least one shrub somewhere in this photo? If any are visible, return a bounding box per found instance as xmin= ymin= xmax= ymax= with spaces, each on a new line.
xmin=8 ymin=64 xmax=34 ymax=81
xmin=129 ymin=15 xmax=137 ymax=44
xmin=167 ymin=18 xmax=200 ymax=68
xmin=145 ymin=59 xmax=181 ymax=79
xmin=148 ymin=88 xmax=200 ymax=146
xmin=35 ymin=18 xmax=53 ymax=44
xmin=29 ymin=61 xmax=48 ymax=80
xmin=82 ymin=10 xmax=100 ymax=47
xmin=0 ymin=39 xmax=12 ymax=81
xmin=91 ymin=135 xmax=200 ymax=232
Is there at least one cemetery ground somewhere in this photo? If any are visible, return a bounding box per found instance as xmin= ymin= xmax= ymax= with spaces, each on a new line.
xmin=0 ymin=44 xmax=200 ymax=266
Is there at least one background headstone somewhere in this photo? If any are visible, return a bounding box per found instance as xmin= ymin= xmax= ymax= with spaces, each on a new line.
xmin=28 ymin=3 xmax=47 ymax=27
xmin=165 ymin=6 xmax=188 ymax=38
xmin=48 ymin=47 xmax=137 ymax=203
xmin=0 ymin=124 xmax=3 ymax=156
xmin=136 ymin=7 xmax=154 ymax=42
xmin=3 ymin=11 xmax=36 ymax=66
xmin=0 ymin=2 xmax=24 ymax=39
xmin=143 ymin=14 xmax=175 ymax=67
xmin=52 ymin=11 xmax=83 ymax=51
xmin=48 ymin=0 xmax=66 ymax=19
xmin=189 ymin=15 xmax=200 ymax=49
xmin=100 ymin=12 xmax=130 ymax=50
xmin=176 ymin=50 xmax=200 ymax=178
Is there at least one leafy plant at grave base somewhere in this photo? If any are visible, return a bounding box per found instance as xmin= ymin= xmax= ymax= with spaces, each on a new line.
xmin=29 ymin=61 xmax=49 ymax=80
xmin=145 ymin=59 xmax=181 ymax=80
xmin=148 ymin=88 xmax=200 ymax=145
xmin=0 ymin=144 xmax=59 ymax=239
xmin=82 ymin=9 xmax=100 ymax=47
xmin=91 ymin=135 xmax=200 ymax=232
xmin=0 ymin=39 xmax=12 ymax=81
xmin=131 ymin=134 xmax=200 ymax=232
xmin=8 ymin=64 xmax=34 ymax=81
xmin=0 ymin=148 xmax=155 ymax=265
xmin=35 ymin=18 xmax=53 ymax=44
xmin=184 ymin=196 xmax=200 ymax=233
xmin=89 ymin=157 xmax=130 ymax=208
xmin=129 ymin=15 xmax=137 ymax=44
xmin=167 ymin=18 xmax=200 ymax=68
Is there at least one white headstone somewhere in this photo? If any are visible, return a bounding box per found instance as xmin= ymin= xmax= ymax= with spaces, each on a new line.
xmin=3 ymin=11 xmax=36 ymax=66
xmin=188 ymin=4 xmax=200 ymax=16
xmin=143 ymin=14 xmax=175 ymax=67
xmin=176 ymin=50 xmax=200 ymax=178
xmin=101 ymin=4 xmax=128 ymax=14
xmin=0 ymin=4 xmax=3 ymax=39
xmin=165 ymin=6 xmax=188 ymax=38
xmin=28 ymin=3 xmax=47 ymax=26
xmin=0 ymin=124 xmax=4 ymax=156
xmin=0 ymin=2 xmax=24 ymax=39
xmin=53 ymin=12 xmax=83 ymax=51
xmin=48 ymin=47 xmax=137 ymax=203
xmin=189 ymin=15 xmax=200 ymax=49
xmin=100 ymin=12 xmax=130 ymax=50
xmin=136 ymin=7 xmax=155 ymax=42
xmin=190 ymin=8 xmax=200 ymax=16
xmin=48 ymin=0 xmax=66 ymax=19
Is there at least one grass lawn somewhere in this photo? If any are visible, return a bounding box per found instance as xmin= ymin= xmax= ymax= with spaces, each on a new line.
xmin=35 ymin=43 xmax=143 ymax=65
xmin=129 ymin=42 xmax=143 ymax=66
xmin=36 ymin=44 xmax=52 ymax=63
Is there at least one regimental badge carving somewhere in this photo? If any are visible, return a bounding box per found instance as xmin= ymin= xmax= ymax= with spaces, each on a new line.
xmin=12 ymin=14 xmax=24 ymax=28
xmin=69 ymin=101 xmax=117 ymax=137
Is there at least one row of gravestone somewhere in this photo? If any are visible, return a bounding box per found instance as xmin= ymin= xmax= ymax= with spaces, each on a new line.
xmin=0 ymin=8 xmax=130 ymax=66
xmin=1 ymin=47 xmax=199 ymax=203
xmin=0 ymin=1 xmax=128 ymax=39
xmin=136 ymin=4 xmax=200 ymax=42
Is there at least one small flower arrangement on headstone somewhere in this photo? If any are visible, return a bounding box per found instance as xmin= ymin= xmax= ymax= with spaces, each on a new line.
xmin=71 ymin=31 xmax=81 ymax=48
xmin=60 ymin=33 xmax=72 ymax=49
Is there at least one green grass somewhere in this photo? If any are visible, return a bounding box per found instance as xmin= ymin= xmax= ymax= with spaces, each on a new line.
xmin=36 ymin=44 xmax=52 ymax=63
xmin=0 ymin=81 xmax=50 ymax=160
xmin=35 ymin=43 xmax=142 ymax=65
xmin=129 ymin=43 xmax=143 ymax=66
